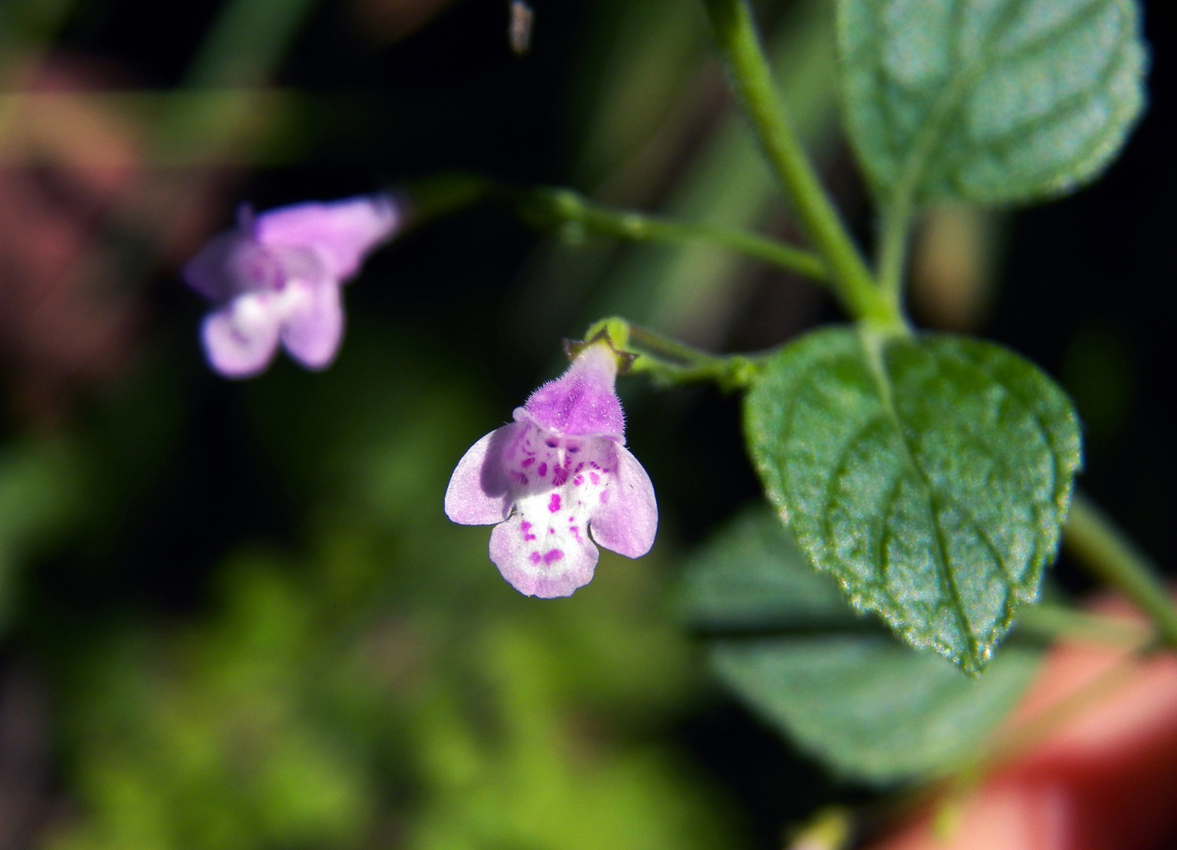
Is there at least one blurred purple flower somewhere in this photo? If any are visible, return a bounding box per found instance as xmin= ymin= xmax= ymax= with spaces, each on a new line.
xmin=445 ymin=338 xmax=658 ymax=598
xmin=183 ymin=194 xmax=402 ymax=378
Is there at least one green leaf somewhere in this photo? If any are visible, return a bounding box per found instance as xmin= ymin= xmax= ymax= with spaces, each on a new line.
xmin=675 ymin=507 xmax=860 ymax=632
xmin=744 ymin=327 xmax=1081 ymax=671
xmin=680 ymin=507 xmax=1041 ymax=784
xmin=838 ymin=0 xmax=1148 ymax=205
xmin=710 ymin=636 xmax=1039 ymax=784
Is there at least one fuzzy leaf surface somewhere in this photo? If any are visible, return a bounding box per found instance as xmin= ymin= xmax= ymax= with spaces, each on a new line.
xmin=838 ymin=0 xmax=1147 ymax=204
xmin=744 ymin=327 xmax=1080 ymax=671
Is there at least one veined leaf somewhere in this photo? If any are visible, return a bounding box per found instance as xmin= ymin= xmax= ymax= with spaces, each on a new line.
xmin=679 ymin=507 xmax=1041 ymax=784
xmin=838 ymin=0 xmax=1148 ymax=204
xmin=744 ymin=327 xmax=1080 ymax=671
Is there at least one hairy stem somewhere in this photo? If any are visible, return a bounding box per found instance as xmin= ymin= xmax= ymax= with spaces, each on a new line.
xmin=530 ymin=188 xmax=829 ymax=283
xmin=701 ymin=0 xmax=906 ymax=333
xmin=595 ymin=321 xmax=763 ymax=391
xmin=403 ymin=176 xmax=829 ymax=282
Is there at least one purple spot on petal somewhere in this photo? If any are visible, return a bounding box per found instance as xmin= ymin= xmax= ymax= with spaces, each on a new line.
xmin=538 ymin=463 xmax=547 ymax=477
xmin=545 ymin=439 xmax=558 ymax=448
xmin=521 ymin=520 xmax=537 ymax=542
xmin=530 ymin=552 xmax=542 ymax=564
xmin=573 ymin=475 xmax=583 ymax=486
xmin=548 ymin=494 xmax=561 ymax=513
xmin=552 ymin=468 xmax=568 ymax=486
xmin=590 ymin=472 xmax=600 ymax=485
xmin=544 ymin=549 xmax=564 ymax=564
xmin=521 ymin=457 xmax=535 ymax=468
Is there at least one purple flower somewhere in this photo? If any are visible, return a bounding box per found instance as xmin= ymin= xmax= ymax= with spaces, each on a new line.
xmin=183 ymin=194 xmax=402 ymax=378
xmin=445 ymin=338 xmax=658 ymax=598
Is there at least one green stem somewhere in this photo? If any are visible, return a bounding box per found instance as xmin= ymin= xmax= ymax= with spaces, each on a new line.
xmin=403 ymin=176 xmax=829 ymax=283
xmin=623 ymin=324 xmax=763 ymax=390
xmin=531 ymin=188 xmax=829 ymax=283
xmin=403 ymin=173 xmax=499 ymax=224
xmin=1015 ymin=603 xmax=1153 ymax=649
xmin=701 ymin=0 xmax=906 ymax=333
xmin=1065 ymin=493 xmax=1177 ymax=649
xmin=877 ymin=194 xmax=914 ymax=308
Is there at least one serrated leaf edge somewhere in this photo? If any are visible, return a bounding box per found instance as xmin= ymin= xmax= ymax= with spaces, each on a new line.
xmin=745 ymin=328 xmax=1081 ymax=672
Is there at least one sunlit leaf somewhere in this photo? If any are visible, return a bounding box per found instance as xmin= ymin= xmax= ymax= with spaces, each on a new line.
xmin=680 ymin=506 xmax=1040 ymax=784
xmin=838 ymin=0 xmax=1148 ymax=204
xmin=744 ymin=327 xmax=1080 ymax=671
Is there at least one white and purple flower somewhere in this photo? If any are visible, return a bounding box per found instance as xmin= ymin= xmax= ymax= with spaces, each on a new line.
xmin=183 ymin=193 xmax=402 ymax=378
xmin=445 ymin=338 xmax=658 ymax=598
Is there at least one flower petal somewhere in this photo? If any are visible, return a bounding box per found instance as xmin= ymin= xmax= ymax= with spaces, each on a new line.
xmin=444 ymin=425 xmax=518 ymax=525
xmin=489 ymin=504 xmax=599 ymax=598
xmin=280 ymin=280 xmax=344 ymax=370
xmin=201 ymin=293 xmax=283 ymax=378
xmin=256 ymin=194 xmax=401 ymax=282
xmin=588 ymin=444 xmax=657 ymax=558
xmin=183 ymin=229 xmax=281 ymax=302
xmin=523 ymin=342 xmax=624 ymax=438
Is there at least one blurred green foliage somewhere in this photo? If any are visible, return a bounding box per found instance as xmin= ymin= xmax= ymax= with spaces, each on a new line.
xmin=678 ymin=507 xmax=1041 ymax=785
xmin=0 ymin=0 xmax=1168 ymax=845
xmin=0 ymin=441 xmax=82 ymax=631
xmin=35 ymin=321 xmax=730 ymax=850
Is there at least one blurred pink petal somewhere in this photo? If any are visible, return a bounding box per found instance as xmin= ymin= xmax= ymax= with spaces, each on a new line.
xmin=183 ymin=194 xmax=402 ymax=378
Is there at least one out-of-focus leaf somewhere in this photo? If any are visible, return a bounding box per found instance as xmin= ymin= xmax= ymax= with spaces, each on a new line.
xmin=0 ymin=441 xmax=82 ymax=631
xmin=744 ymin=327 xmax=1081 ymax=672
xmin=838 ymin=0 xmax=1147 ymax=204
xmin=680 ymin=506 xmax=1041 ymax=784
xmin=675 ymin=506 xmax=857 ymax=631
xmin=0 ymin=0 xmax=76 ymax=47
xmin=710 ymin=635 xmax=1039 ymax=785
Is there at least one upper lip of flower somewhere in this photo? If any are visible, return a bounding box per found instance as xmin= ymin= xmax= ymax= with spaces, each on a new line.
xmin=512 ymin=406 xmax=624 ymax=443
